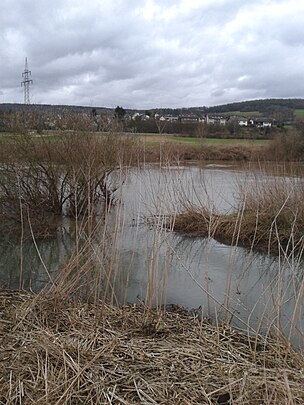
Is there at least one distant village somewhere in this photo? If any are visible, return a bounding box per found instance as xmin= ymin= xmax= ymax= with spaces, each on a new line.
xmin=0 ymin=101 xmax=299 ymax=136
xmin=128 ymin=112 xmax=275 ymax=128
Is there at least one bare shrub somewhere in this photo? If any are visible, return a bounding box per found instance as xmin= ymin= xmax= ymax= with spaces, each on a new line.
xmin=0 ymin=132 xmax=138 ymax=237
xmin=267 ymin=128 xmax=304 ymax=161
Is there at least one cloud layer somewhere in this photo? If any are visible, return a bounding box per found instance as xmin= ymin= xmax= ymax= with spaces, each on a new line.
xmin=1 ymin=0 xmax=304 ymax=108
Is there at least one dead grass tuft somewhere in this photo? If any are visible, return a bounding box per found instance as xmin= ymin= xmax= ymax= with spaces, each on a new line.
xmin=172 ymin=209 xmax=304 ymax=255
xmin=143 ymin=142 xmax=264 ymax=163
xmin=171 ymin=165 xmax=304 ymax=255
xmin=1 ymin=290 xmax=304 ymax=404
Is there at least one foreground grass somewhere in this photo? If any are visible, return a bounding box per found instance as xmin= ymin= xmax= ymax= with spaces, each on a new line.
xmin=1 ymin=290 xmax=303 ymax=404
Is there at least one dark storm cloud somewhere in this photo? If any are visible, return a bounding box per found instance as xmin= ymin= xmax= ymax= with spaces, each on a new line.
xmin=1 ymin=0 xmax=304 ymax=108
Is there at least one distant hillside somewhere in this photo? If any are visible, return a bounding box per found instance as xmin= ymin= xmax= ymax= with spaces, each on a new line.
xmin=206 ymin=98 xmax=304 ymax=114
xmin=1 ymin=98 xmax=304 ymax=118
xmin=0 ymin=103 xmax=112 ymax=115
xmin=132 ymin=99 xmax=304 ymax=118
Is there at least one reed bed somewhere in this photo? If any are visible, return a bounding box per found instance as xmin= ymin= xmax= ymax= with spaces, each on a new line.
xmin=144 ymin=142 xmax=264 ymax=163
xmin=1 ymin=289 xmax=304 ymax=404
xmin=170 ymin=165 xmax=304 ymax=255
xmin=171 ymin=208 xmax=304 ymax=255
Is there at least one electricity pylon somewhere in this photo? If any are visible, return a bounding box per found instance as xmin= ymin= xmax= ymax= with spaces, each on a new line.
xmin=21 ymin=57 xmax=33 ymax=104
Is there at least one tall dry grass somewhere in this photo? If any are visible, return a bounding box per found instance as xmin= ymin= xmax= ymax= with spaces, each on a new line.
xmin=236 ymin=166 xmax=304 ymax=252
xmin=172 ymin=164 xmax=304 ymax=255
xmin=266 ymin=128 xmax=304 ymax=161
xmin=1 ymin=145 xmax=304 ymax=402
xmin=143 ymin=141 xmax=264 ymax=163
xmin=1 ymin=288 xmax=304 ymax=404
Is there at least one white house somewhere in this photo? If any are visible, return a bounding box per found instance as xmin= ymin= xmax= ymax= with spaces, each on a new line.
xmin=161 ymin=115 xmax=179 ymax=122
xmin=206 ymin=115 xmax=227 ymax=125
xmin=253 ymin=118 xmax=273 ymax=128
xmin=238 ymin=117 xmax=248 ymax=126
xmin=179 ymin=114 xmax=200 ymax=123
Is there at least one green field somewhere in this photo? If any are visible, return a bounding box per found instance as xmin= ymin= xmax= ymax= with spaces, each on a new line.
xmin=140 ymin=134 xmax=269 ymax=147
xmin=0 ymin=132 xmax=270 ymax=148
xmin=0 ymin=133 xmax=19 ymax=143
xmin=0 ymin=132 xmax=61 ymax=143
xmin=220 ymin=111 xmax=262 ymax=118
xmin=294 ymin=109 xmax=304 ymax=121
xmin=198 ymin=137 xmax=269 ymax=146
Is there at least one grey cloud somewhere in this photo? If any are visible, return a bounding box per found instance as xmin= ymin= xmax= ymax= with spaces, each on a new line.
xmin=1 ymin=0 xmax=304 ymax=107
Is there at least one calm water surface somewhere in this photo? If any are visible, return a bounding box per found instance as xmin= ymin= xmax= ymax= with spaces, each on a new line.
xmin=1 ymin=163 xmax=303 ymax=346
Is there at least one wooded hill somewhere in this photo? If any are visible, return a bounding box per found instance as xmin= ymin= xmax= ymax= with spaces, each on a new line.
xmin=206 ymin=98 xmax=304 ymax=114
xmin=1 ymin=98 xmax=304 ymax=117
xmin=149 ymin=99 xmax=304 ymax=117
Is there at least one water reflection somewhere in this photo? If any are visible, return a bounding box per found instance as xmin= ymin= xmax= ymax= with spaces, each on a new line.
xmin=0 ymin=232 xmax=74 ymax=290
xmin=115 ymin=225 xmax=304 ymax=346
xmin=0 ymin=164 xmax=303 ymax=347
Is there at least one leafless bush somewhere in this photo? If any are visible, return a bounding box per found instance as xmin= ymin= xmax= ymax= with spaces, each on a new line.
xmin=0 ymin=132 xmax=138 ymax=237
xmin=267 ymin=128 xmax=304 ymax=161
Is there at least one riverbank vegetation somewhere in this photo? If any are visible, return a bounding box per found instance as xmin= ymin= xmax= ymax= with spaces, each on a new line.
xmin=142 ymin=126 xmax=304 ymax=163
xmin=1 ymin=127 xmax=304 ymax=246
xmin=170 ymin=163 xmax=304 ymax=255
xmin=0 ymin=132 xmax=139 ymax=238
xmin=1 ymin=123 xmax=304 ymax=164
xmin=1 ymin=288 xmax=304 ymax=404
xmin=1 ymin=122 xmax=304 ymax=402
xmin=144 ymin=141 xmax=265 ymax=163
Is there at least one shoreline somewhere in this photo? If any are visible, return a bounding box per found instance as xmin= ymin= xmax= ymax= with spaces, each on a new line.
xmin=170 ymin=209 xmax=304 ymax=255
xmin=1 ymin=289 xmax=303 ymax=403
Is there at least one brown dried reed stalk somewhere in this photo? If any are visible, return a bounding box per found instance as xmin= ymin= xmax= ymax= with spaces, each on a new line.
xmin=1 ymin=289 xmax=303 ymax=404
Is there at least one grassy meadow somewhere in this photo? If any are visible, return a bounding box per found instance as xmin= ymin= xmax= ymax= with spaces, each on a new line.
xmin=294 ymin=108 xmax=304 ymax=121
xmin=139 ymin=133 xmax=269 ymax=146
xmin=220 ymin=110 xmax=262 ymax=118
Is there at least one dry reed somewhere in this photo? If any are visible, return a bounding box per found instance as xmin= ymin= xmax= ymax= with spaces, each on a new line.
xmin=143 ymin=143 xmax=264 ymax=163
xmin=171 ymin=209 xmax=304 ymax=255
xmin=1 ymin=290 xmax=304 ymax=404
xmin=170 ymin=165 xmax=304 ymax=255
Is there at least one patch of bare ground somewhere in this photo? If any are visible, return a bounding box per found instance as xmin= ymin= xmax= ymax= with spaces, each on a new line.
xmin=1 ymin=290 xmax=304 ymax=404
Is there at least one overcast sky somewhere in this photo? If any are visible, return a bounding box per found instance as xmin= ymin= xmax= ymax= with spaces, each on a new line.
xmin=1 ymin=0 xmax=304 ymax=109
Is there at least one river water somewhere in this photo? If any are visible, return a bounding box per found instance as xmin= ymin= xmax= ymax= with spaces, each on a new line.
xmin=0 ymin=163 xmax=303 ymax=347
